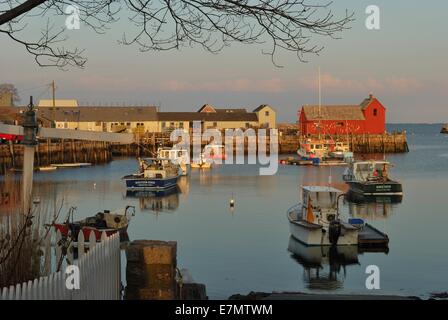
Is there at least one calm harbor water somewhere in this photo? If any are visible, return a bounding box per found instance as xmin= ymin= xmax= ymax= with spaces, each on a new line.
xmin=23 ymin=124 xmax=448 ymax=298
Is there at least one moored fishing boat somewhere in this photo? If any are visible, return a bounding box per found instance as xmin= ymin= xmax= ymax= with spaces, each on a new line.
xmin=297 ymin=139 xmax=327 ymax=164
xmin=123 ymin=157 xmax=180 ymax=190
xmin=327 ymin=141 xmax=353 ymax=160
xmin=287 ymin=186 xmax=359 ymax=246
xmin=343 ymin=160 xmax=403 ymax=196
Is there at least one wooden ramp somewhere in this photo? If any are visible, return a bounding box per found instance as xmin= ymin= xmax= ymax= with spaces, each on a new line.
xmin=358 ymin=223 xmax=389 ymax=247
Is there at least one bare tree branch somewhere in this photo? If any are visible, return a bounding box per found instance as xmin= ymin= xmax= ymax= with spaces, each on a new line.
xmin=0 ymin=0 xmax=354 ymax=68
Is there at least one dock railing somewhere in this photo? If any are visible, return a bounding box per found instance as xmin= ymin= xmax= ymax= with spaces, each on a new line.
xmin=0 ymin=231 xmax=121 ymax=300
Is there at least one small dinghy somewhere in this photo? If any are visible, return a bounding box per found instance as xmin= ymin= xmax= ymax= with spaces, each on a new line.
xmin=51 ymin=163 xmax=92 ymax=168
xmin=38 ymin=166 xmax=57 ymax=171
xmin=287 ymin=186 xmax=359 ymax=246
xmin=52 ymin=206 xmax=135 ymax=241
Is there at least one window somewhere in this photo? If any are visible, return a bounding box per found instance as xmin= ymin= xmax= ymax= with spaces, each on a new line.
xmin=126 ymin=122 xmax=131 ymax=128
xmin=170 ymin=122 xmax=175 ymax=128
xmin=265 ymin=111 xmax=270 ymax=117
xmin=245 ymin=123 xmax=250 ymax=128
xmin=213 ymin=122 xmax=218 ymax=127
xmin=179 ymin=122 xmax=184 ymax=129
xmin=95 ymin=121 xmax=101 ymax=126
xmin=162 ymin=122 xmax=166 ymax=128
xmin=373 ymin=108 xmax=378 ymax=116
xmin=337 ymin=122 xmax=344 ymax=127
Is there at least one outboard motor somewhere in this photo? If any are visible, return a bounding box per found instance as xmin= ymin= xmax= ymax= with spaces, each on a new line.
xmin=329 ymin=220 xmax=342 ymax=246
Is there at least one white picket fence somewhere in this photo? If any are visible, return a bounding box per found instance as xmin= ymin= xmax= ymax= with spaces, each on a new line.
xmin=0 ymin=230 xmax=121 ymax=300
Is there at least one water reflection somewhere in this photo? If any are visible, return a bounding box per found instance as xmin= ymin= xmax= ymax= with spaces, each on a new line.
xmin=177 ymin=176 xmax=190 ymax=197
xmin=288 ymin=236 xmax=388 ymax=291
xmin=125 ymin=186 xmax=180 ymax=214
xmin=345 ymin=192 xmax=402 ymax=220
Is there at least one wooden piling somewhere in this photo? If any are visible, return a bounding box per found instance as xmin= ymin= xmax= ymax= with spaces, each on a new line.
xmin=125 ymin=240 xmax=177 ymax=300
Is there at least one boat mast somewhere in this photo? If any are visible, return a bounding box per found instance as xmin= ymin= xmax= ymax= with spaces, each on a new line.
xmin=318 ymin=66 xmax=321 ymax=140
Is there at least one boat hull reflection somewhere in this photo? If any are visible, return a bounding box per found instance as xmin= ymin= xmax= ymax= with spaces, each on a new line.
xmin=288 ymin=236 xmax=388 ymax=290
xmin=126 ymin=186 xmax=180 ymax=213
xmin=345 ymin=191 xmax=403 ymax=204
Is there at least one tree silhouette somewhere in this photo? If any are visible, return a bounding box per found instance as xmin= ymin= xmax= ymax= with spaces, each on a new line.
xmin=0 ymin=0 xmax=354 ymax=68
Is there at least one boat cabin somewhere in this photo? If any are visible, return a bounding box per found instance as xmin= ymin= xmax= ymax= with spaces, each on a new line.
xmin=301 ymin=186 xmax=342 ymax=223
xmin=298 ymin=139 xmax=329 ymax=159
xmin=139 ymin=158 xmax=179 ymax=178
xmin=345 ymin=161 xmax=390 ymax=182
xmin=334 ymin=141 xmax=350 ymax=152
xmin=157 ymin=148 xmax=189 ymax=164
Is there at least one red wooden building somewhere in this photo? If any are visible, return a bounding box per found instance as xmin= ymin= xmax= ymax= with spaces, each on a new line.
xmin=298 ymin=94 xmax=386 ymax=135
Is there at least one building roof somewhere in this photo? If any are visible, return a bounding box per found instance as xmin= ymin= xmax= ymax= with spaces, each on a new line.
xmin=1 ymin=105 xmax=260 ymax=123
xmin=197 ymin=104 xmax=216 ymax=113
xmin=302 ymin=105 xmax=365 ymax=121
xmin=37 ymin=106 xmax=158 ymax=122
xmin=0 ymin=106 xmax=21 ymax=123
xmin=38 ymin=99 xmax=79 ymax=107
xmin=215 ymin=108 xmax=247 ymax=113
xmin=360 ymin=94 xmax=375 ymax=110
xmin=253 ymin=104 xmax=274 ymax=112
xmin=158 ymin=112 xmax=258 ymax=122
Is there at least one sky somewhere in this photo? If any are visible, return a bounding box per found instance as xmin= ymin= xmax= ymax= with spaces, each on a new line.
xmin=1 ymin=0 xmax=447 ymax=123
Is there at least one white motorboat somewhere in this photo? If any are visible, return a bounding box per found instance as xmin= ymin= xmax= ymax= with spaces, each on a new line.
xmin=287 ymin=186 xmax=358 ymax=246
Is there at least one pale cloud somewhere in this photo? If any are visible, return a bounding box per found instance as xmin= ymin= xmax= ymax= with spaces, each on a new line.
xmin=73 ymin=75 xmax=148 ymax=91
xmin=72 ymin=73 xmax=423 ymax=96
xmin=157 ymin=77 xmax=286 ymax=93
xmin=297 ymin=73 xmax=363 ymax=91
xmin=384 ymin=77 xmax=423 ymax=92
xmin=296 ymin=73 xmax=422 ymax=94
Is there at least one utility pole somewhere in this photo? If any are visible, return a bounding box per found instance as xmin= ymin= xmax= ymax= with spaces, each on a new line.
xmin=22 ymin=96 xmax=38 ymax=214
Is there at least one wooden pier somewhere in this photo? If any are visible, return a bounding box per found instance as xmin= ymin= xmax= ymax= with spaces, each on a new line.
xmin=0 ymin=140 xmax=112 ymax=174
xmin=0 ymin=130 xmax=409 ymax=174
xmin=278 ymin=131 xmax=409 ymax=154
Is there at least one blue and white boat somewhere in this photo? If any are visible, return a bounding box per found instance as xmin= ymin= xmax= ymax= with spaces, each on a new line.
xmin=123 ymin=158 xmax=180 ymax=190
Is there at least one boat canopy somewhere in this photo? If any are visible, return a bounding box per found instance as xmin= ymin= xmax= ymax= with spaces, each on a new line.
xmin=301 ymin=186 xmax=342 ymax=209
xmin=352 ymin=161 xmax=390 ymax=181
xmin=157 ymin=149 xmax=188 ymax=160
